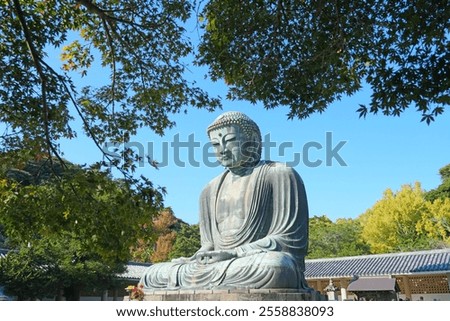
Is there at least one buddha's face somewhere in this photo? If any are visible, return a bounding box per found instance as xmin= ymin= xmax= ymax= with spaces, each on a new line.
xmin=209 ymin=125 xmax=256 ymax=169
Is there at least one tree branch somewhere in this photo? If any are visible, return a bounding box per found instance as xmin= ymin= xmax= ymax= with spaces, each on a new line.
xmin=76 ymin=0 xmax=146 ymax=29
xmin=42 ymin=61 xmax=137 ymax=182
xmin=12 ymin=0 xmax=63 ymax=168
xmin=99 ymin=18 xmax=117 ymax=114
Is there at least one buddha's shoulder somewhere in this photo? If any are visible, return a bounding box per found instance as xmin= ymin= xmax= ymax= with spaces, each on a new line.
xmin=200 ymin=171 xmax=227 ymax=194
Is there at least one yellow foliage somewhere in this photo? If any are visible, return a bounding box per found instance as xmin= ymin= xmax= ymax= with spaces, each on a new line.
xmin=360 ymin=182 xmax=429 ymax=253
xmin=0 ymin=178 xmax=8 ymax=188
xmin=417 ymin=198 xmax=450 ymax=245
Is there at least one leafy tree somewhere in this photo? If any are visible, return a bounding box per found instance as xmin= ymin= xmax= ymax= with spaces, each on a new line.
xmin=151 ymin=232 xmax=177 ymax=263
xmin=0 ymin=237 xmax=127 ymax=300
xmin=0 ymin=160 xmax=157 ymax=300
xmin=359 ymin=183 xmax=432 ymax=253
xmin=152 ymin=208 xmax=183 ymax=233
xmin=169 ymin=224 xmax=201 ymax=259
xmin=0 ymin=0 xmax=220 ymax=178
xmin=0 ymin=245 xmax=61 ymax=300
xmin=130 ymin=207 xmax=187 ymax=263
xmin=149 ymin=208 xmax=179 ymax=263
xmin=425 ymin=164 xmax=450 ymax=202
xmin=308 ymin=215 xmax=370 ymax=259
xmin=197 ymin=0 xmax=449 ymax=123
xmin=417 ymin=198 xmax=450 ymax=247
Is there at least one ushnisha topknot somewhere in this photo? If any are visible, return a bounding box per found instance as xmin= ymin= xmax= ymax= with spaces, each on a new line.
xmin=207 ymin=111 xmax=261 ymax=142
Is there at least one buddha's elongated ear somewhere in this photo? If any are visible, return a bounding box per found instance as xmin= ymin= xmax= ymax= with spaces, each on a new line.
xmin=241 ymin=132 xmax=261 ymax=165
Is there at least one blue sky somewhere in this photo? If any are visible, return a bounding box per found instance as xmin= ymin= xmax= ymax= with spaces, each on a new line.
xmin=59 ymin=73 xmax=450 ymax=224
xmin=6 ymin=21 xmax=449 ymax=225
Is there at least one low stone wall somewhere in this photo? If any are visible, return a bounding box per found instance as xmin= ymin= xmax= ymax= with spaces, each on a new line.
xmin=141 ymin=289 xmax=327 ymax=301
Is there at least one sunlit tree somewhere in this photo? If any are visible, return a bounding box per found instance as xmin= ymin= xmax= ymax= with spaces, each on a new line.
xmin=308 ymin=215 xmax=370 ymax=259
xmin=360 ymin=183 xmax=431 ymax=253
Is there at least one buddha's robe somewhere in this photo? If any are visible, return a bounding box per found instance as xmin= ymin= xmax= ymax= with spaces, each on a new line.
xmin=140 ymin=161 xmax=309 ymax=290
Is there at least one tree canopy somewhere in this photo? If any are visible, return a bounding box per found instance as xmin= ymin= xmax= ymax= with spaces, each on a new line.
xmin=308 ymin=215 xmax=370 ymax=259
xmin=0 ymin=0 xmax=220 ymax=176
xmin=0 ymin=159 xmax=157 ymax=300
xmin=2 ymin=1 xmax=448 ymax=177
xmin=359 ymin=182 xmax=448 ymax=253
xmin=417 ymin=198 xmax=450 ymax=246
xmin=146 ymin=208 xmax=184 ymax=263
xmin=425 ymin=164 xmax=450 ymax=202
xmin=197 ymin=0 xmax=449 ymax=123
xmin=169 ymin=224 xmax=201 ymax=260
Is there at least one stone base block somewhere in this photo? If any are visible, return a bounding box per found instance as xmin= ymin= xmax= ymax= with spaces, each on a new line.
xmin=139 ymin=289 xmax=327 ymax=301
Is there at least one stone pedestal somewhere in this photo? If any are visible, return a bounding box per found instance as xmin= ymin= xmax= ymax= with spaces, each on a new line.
xmin=139 ymin=289 xmax=327 ymax=301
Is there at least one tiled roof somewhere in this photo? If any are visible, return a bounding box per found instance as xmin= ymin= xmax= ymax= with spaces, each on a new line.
xmin=118 ymin=262 xmax=151 ymax=281
xmin=304 ymin=248 xmax=450 ymax=279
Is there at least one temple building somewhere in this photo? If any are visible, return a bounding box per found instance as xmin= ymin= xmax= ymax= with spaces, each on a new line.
xmin=121 ymin=248 xmax=450 ymax=301
xmin=305 ymin=248 xmax=450 ymax=301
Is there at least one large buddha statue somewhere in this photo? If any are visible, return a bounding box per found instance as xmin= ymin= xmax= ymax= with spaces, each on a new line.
xmin=140 ymin=111 xmax=310 ymax=291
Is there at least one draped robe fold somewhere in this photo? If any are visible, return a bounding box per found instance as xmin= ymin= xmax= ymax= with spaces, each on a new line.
xmin=140 ymin=161 xmax=309 ymax=290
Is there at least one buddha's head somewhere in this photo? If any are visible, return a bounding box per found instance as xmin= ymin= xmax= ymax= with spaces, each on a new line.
xmin=207 ymin=111 xmax=262 ymax=169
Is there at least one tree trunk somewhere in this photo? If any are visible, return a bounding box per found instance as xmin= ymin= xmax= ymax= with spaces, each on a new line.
xmin=64 ymin=285 xmax=81 ymax=301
